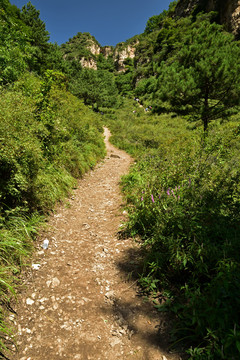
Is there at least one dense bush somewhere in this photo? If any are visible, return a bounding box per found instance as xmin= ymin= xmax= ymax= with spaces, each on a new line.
xmin=0 ymin=72 xmax=105 ymax=214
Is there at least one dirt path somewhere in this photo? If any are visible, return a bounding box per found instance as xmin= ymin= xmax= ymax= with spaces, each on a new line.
xmin=11 ymin=128 xmax=181 ymax=360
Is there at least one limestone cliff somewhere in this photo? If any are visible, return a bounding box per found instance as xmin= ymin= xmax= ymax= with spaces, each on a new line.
xmin=113 ymin=41 xmax=139 ymax=71
xmin=62 ymin=1 xmax=240 ymax=72
xmin=101 ymin=46 xmax=114 ymax=57
xmin=175 ymin=0 xmax=240 ymax=36
xmin=79 ymin=57 xmax=98 ymax=70
xmin=61 ymin=32 xmax=101 ymax=70
xmin=61 ymin=32 xmax=138 ymax=71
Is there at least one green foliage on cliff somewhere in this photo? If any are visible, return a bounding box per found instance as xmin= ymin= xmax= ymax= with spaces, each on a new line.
xmin=61 ymin=32 xmax=100 ymax=61
xmin=144 ymin=0 xmax=178 ymax=34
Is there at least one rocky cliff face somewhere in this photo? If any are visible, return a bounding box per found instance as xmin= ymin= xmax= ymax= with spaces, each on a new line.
xmin=79 ymin=39 xmax=101 ymax=69
xmin=80 ymin=40 xmax=138 ymax=72
xmin=61 ymin=32 xmax=138 ymax=72
xmin=101 ymin=46 xmax=114 ymax=57
xmin=63 ymin=2 xmax=240 ymax=72
xmin=113 ymin=42 xmax=138 ymax=71
xmin=175 ymin=0 xmax=240 ymax=36
xmin=80 ymin=57 xmax=98 ymax=70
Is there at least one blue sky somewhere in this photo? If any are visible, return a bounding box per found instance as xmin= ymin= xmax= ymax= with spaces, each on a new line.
xmin=10 ymin=0 xmax=173 ymax=46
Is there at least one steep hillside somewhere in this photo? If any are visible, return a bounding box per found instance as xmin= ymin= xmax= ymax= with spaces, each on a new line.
xmin=61 ymin=32 xmax=101 ymax=69
xmin=61 ymin=0 xmax=240 ymax=77
xmin=61 ymin=32 xmax=140 ymax=72
xmin=175 ymin=0 xmax=240 ymax=35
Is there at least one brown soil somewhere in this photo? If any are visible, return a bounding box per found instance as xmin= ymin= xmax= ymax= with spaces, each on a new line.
xmin=9 ymin=128 xmax=181 ymax=360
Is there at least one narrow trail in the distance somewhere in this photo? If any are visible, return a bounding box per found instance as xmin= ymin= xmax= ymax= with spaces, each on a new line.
xmin=12 ymin=128 xmax=181 ymax=360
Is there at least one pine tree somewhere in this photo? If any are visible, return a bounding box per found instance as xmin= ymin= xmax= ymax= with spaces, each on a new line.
xmin=20 ymin=2 xmax=50 ymax=72
xmin=157 ymin=16 xmax=240 ymax=132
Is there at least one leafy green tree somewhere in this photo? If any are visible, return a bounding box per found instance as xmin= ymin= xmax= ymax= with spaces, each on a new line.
xmin=154 ymin=16 xmax=191 ymax=60
xmin=20 ymin=2 xmax=49 ymax=48
xmin=115 ymin=58 xmax=135 ymax=95
xmin=70 ymin=68 xmax=118 ymax=109
xmin=20 ymin=2 xmax=50 ymax=72
xmin=44 ymin=43 xmax=70 ymax=73
xmin=115 ymin=71 xmax=133 ymax=95
xmin=0 ymin=2 xmax=30 ymax=84
xmin=144 ymin=1 xmax=177 ymax=34
xmin=157 ymin=17 xmax=240 ymax=131
xmin=96 ymin=53 xmax=115 ymax=72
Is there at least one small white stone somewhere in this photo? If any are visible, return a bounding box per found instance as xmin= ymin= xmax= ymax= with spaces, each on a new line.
xmin=110 ymin=337 xmax=122 ymax=347
xmin=42 ymin=239 xmax=49 ymax=249
xmin=39 ymin=297 xmax=47 ymax=303
xmin=53 ymin=303 xmax=59 ymax=310
xmin=105 ymin=290 xmax=115 ymax=299
xmin=26 ymin=298 xmax=34 ymax=306
xmin=52 ymin=277 xmax=60 ymax=287
xmin=32 ymin=263 xmax=41 ymax=270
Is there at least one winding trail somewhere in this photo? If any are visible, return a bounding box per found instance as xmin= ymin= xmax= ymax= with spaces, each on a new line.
xmin=12 ymin=128 xmax=180 ymax=360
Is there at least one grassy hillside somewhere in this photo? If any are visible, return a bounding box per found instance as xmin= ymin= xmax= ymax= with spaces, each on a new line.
xmin=104 ymin=98 xmax=240 ymax=359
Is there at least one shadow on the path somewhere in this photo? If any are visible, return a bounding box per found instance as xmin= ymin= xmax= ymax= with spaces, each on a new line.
xmin=100 ymin=242 xmax=181 ymax=359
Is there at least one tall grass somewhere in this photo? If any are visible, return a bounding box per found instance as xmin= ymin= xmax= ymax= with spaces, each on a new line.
xmin=105 ymin=98 xmax=240 ymax=359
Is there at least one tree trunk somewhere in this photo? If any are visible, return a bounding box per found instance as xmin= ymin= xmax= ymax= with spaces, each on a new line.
xmin=203 ymin=87 xmax=209 ymax=133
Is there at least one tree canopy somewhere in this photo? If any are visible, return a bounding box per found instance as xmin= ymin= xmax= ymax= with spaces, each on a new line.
xmin=70 ymin=68 xmax=118 ymax=109
xmin=156 ymin=17 xmax=240 ymax=131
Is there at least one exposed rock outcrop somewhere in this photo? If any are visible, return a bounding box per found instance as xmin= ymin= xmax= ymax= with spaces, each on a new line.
xmin=114 ymin=42 xmax=138 ymax=71
xmin=80 ymin=57 xmax=98 ymax=70
xmin=62 ymin=1 xmax=240 ymax=73
xmin=61 ymin=32 xmax=138 ymax=72
xmin=87 ymin=40 xmax=101 ymax=56
xmin=101 ymin=46 xmax=114 ymax=57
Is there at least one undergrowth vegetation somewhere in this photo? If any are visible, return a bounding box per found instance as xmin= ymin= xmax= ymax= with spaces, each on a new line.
xmin=1 ymin=0 xmax=240 ymax=358
xmin=105 ymin=99 xmax=240 ymax=359
xmin=0 ymin=72 xmax=105 ymax=351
